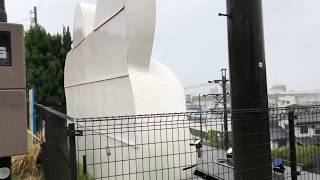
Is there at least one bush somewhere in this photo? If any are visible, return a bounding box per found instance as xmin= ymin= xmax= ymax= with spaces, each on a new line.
xmin=206 ymin=129 xmax=231 ymax=149
xmin=272 ymin=145 xmax=318 ymax=172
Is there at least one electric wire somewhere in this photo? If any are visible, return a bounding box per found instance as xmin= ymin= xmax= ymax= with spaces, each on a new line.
xmin=13 ymin=17 xmax=30 ymax=23
xmin=184 ymin=83 xmax=211 ymax=90
xmin=38 ymin=0 xmax=46 ymax=10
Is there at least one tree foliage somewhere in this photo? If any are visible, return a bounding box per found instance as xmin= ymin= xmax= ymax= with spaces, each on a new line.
xmin=206 ymin=129 xmax=232 ymax=149
xmin=25 ymin=25 xmax=72 ymax=112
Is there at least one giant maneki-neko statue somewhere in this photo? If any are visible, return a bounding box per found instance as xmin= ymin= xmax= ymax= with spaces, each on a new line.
xmin=64 ymin=0 xmax=197 ymax=179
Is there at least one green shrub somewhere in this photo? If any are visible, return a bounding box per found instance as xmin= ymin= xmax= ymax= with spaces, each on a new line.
xmin=205 ymin=129 xmax=231 ymax=149
xmin=272 ymin=145 xmax=318 ymax=171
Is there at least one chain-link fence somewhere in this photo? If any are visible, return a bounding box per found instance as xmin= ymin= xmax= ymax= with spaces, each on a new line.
xmin=73 ymin=106 xmax=320 ymax=180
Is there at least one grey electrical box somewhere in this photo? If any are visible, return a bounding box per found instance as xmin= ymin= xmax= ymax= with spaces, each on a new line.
xmin=0 ymin=23 xmax=27 ymax=157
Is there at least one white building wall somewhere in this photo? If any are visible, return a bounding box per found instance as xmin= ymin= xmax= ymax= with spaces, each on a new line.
xmin=295 ymin=126 xmax=316 ymax=138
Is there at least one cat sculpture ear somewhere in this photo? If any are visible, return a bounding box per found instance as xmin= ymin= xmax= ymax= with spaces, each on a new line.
xmin=94 ymin=0 xmax=125 ymax=29
xmin=94 ymin=0 xmax=156 ymax=70
xmin=73 ymin=3 xmax=96 ymax=47
xmin=125 ymin=0 xmax=156 ymax=69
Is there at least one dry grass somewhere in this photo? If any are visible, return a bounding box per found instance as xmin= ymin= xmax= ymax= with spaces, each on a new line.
xmin=11 ymin=132 xmax=44 ymax=180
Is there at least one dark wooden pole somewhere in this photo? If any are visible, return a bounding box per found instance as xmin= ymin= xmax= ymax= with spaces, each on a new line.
xmin=0 ymin=0 xmax=7 ymax=22
xmin=225 ymin=0 xmax=272 ymax=179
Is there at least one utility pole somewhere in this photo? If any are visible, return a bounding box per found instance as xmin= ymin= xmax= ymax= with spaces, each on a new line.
xmin=208 ymin=69 xmax=230 ymax=149
xmin=0 ymin=0 xmax=6 ymax=22
xmin=221 ymin=69 xmax=229 ymax=149
xmin=224 ymin=0 xmax=272 ymax=179
xmin=30 ymin=6 xmax=38 ymax=26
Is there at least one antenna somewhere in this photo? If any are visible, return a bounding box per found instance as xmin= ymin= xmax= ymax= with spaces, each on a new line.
xmin=0 ymin=0 xmax=7 ymax=22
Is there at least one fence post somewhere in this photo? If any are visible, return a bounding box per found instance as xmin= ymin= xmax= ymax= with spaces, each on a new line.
xmin=288 ymin=111 xmax=297 ymax=180
xmin=42 ymin=109 xmax=49 ymax=180
xmin=68 ymin=123 xmax=78 ymax=180
xmin=83 ymin=155 xmax=87 ymax=176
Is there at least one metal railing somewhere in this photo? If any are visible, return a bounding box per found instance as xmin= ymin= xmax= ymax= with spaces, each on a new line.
xmin=73 ymin=106 xmax=320 ymax=180
xmin=35 ymin=104 xmax=77 ymax=180
xmin=35 ymin=105 xmax=320 ymax=180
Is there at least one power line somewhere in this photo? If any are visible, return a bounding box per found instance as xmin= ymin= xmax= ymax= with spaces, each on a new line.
xmin=38 ymin=0 xmax=46 ymax=9
xmin=14 ymin=17 xmax=29 ymax=23
xmin=12 ymin=0 xmax=43 ymax=25
xmin=29 ymin=0 xmax=48 ymax=26
xmin=184 ymin=83 xmax=211 ymax=90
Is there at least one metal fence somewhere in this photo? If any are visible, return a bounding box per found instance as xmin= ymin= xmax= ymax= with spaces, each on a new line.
xmin=34 ymin=104 xmax=320 ymax=180
xmin=35 ymin=104 xmax=77 ymax=180
xmin=73 ymin=106 xmax=320 ymax=180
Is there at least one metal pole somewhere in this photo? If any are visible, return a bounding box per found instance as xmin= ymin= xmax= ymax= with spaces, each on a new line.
xmin=0 ymin=0 xmax=7 ymax=22
xmin=221 ymin=69 xmax=229 ymax=149
xmin=288 ymin=111 xmax=298 ymax=180
xmin=82 ymin=155 xmax=87 ymax=176
xmin=198 ymin=94 xmax=203 ymax=140
xmin=225 ymin=0 xmax=272 ymax=179
xmin=69 ymin=123 xmax=78 ymax=180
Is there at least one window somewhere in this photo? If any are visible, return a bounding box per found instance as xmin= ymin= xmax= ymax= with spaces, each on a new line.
xmin=0 ymin=31 xmax=12 ymax=66
xmin=315 ymin=129 xmax=320 ymax=135
xmin=300 ymin=126 xmax=308 ymax=134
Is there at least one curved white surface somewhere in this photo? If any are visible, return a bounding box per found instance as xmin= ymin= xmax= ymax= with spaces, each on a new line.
xmin=125 ymin=0 xmax=156 ymax=69
xmin=65 ymin=9 xmax=128 ymax=89
xmin=73 ymin=3 xmax=96 ymax=47
xmin=65 ymin=0 xmax=194 ymax=179
xmin=94 ymin=0 xmax=125 ymax=29
xmin=130 ymin=59 xmax=186 ymax=114
xmin=65 ymin=0 xmax=185 ymax=117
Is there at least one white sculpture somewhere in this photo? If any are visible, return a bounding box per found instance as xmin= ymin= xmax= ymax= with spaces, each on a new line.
xmin=65 ymin=0 xmax=196 ymax=179
xmin=64 ymin=0 xmax=186 ymax=118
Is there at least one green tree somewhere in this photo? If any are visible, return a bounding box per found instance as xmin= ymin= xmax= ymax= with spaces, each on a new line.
xmin=25 ymin=25 xmax=72 ymax=113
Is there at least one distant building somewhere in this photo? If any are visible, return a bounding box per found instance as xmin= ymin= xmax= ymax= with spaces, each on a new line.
xmin=186 ymin=84 xmax=320 ymax=110
xmin=276 ymin=111 xmax=320 ymax=146
xmin=269 ymin=91 xmax=320 ymax=108
xmin=295 ymin=113 xmax=320 ymax=144
xmin=270 ymin=85 xmax=287 ymax=93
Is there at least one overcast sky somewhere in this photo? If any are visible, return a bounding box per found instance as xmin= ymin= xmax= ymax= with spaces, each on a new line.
xmin=6 ymin=0 xmax=320 ymax=91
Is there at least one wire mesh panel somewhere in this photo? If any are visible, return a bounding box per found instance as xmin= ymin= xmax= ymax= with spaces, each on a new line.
xmin=75 ymin=112 xmax=229 ymax=180
xmin=269 ymin=106 xmax=320 ymax=180
xmin=75 ymin=106 xmax=320 ymax=180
